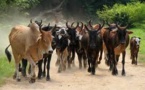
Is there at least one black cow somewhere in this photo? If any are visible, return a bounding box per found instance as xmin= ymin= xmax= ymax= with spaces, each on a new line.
xmin=66 ymin=22 xmax=79 ymax=68
xmin=84 ymin=23 xmax=103 ymax=75
xmin=55 ymin=27 xmax=70 ymax=73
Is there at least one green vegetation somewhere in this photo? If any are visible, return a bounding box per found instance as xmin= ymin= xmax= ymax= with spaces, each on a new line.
xmin=0 ymin=56 xmax=14 ymax=86
xmin=97 ymin=2 xmax=145 ymax=27
xmin=130 ymin=28 xmax=145 ymax=63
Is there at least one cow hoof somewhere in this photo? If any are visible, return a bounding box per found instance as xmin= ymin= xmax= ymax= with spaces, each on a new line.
xmin=13 ymin=74 xmax=16 ymax=79
xmin=91 ymin=71 xmax=95 ymax=75
xmin=58 ymin=70 xmax=61 ymax=73
xmin=42 ymin=72 xmax=46 ymax=77
xmin=112 ymin=70 xmax=118 ymax=75
xmin=88 ymin=68 xmax=91 ymax=73
xmin=37 ymin=76 xmax=41 ymax=79
xmin=46 ymin=77 xmax=50 ymax=81
xmin=17 ymin=78 xmax=21 ymax=82
xmin=97 ymin=61 xmax=101 ymax=64
xmin=29 ymin=78 xmax=36 ymax=83
xmin=122 ymin=70 xmax=126 ymax=76
xmin=19 ymin=68 xmax=22 ymax=72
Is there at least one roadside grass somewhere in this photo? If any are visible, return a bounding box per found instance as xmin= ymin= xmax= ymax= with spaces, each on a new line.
xmin=0 ymin=56 xmax=14 ymax=86
xmin=129 ymin=28 xmax=145 ymax=63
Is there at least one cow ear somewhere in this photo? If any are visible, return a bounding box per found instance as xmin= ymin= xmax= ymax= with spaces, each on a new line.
xmin=138 ymin=37 xmax=141 ymax=39
xmin=127 ymin=31 xmax=133 ymax=34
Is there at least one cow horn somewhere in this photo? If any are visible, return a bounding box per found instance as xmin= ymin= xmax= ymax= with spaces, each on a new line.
xmin=116 ymin=22 xmax=122 ymax=30
xmin=106 ymin=20 xmax=111 ymax=27
xmin=71 ymin=22 xmax=75 ymax=27
xmin=30 ymin=19 xmax=33 ymax=23
xmin=80 ymin=22 xmax=83 ymax=30
xmin=84 ymin=25 xmax=89 ymax=32
xmin=97 ymin=24 xmax=102 ymax=30
xmin=101 ymin=20 xmax=105 ymax=28
xmin=48 ymin=23 xmax=50 ymax=27
xmin=40 ymin=20 xmax=42 ymax=25
xmin=88 ymin=20 xmax=93 ymax=28
xmin=98 ymin=20 xmax=105 ymax=30
xmin=75 ymin=22 xmax=79 ymax=29
xmin=51 ymin=24 xmax=57 ymax=33
xmin=66 ymin=21 xmax=70 ymax=28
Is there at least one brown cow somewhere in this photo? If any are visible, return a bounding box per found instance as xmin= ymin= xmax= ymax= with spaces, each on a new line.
xmin=130 ymin=36 xmax=141 ymax=65
xmin=103 ymin=23 xmax=133 ymax=75
xmin=5 ymin=20 xmax=55 ymax=83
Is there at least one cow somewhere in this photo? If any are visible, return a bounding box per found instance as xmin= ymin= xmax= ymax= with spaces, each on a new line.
xmin=103 ymin=22 xmax=133 ymax=75
xmin=86 ymin=23 xmax=104 ymax=75
xmin=130 ymin=36 xmax=141 ymax=65
xmin=101 ymin=23 xmax=118 ymax=67
xmin=20 ymin=22 xmax=58 ymax=81
xmin=75 ymin=22 xmax=88 ymax=69
xmin=5 ymin=20 xmax=55 ymax=83
xmin=37 ymin=23 xmax=58 ymax=81
xmin=66 ymin=21 xmax=79 ymax=68
xmin=55 ymin=27 xmax=70 ymax=73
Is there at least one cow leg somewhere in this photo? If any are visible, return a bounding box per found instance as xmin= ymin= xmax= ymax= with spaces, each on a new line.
xmin=112 ymin=51 xmax=118 ymax=75
xmin=122 ymin=51 xmax=126 ymax=76
xmin=62 ymin=55 xmax=67 ymax=71
xmin=77 ymin=52 xmax=82 ymax=69
xmin=116 ymin=55 xmax=120 ymax=63
xmin=92 ymin=55 xmax=98 ymax=75
xmin=87 ymin=57 xmax=91 ymax=73
xmin=83 ymin=52 xmax=87 ymax=69
xmin=14 ymin=62 xmax=21 ymax=82
xmin=21 ymin=59 xmax=27 ymax=77
xmin=12 ymin=50 xmax=21 ymax=81
xmin=46 ymin=54 xmax=52 ymax=81
xmin=136 ymin=53 xmax=138 ymax=65
xmin=27 ymin=56 xmax=36 ymax=83
xmin=71 ymin=48 xmax=75 ymax=67
xmin=58 ymin=55 xmax=62 ymax=73
xmin=109 ymin=53 xmax=113 ymax=71
xmin=67 ymin=52 xmax=71 ymax=69
xmin=37 ymin=59 xmax=43 ymax=79
xmin=43 ymin=57 xmax=47 ymax=77
xmin=98 ymin=45 xmax=103 ymax=64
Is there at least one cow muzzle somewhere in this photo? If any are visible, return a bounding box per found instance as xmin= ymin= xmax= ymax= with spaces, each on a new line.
xmin=48 ymin=46 xmax=53 ymax=54
xmin=120 ymin=40 xmax=126 ymax=44
xmin=90 ymin=44 xmax=96 ymax=49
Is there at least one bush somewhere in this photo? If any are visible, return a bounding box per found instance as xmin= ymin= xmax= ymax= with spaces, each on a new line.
xmin=97 ymin=1 xmax=145 ymax=28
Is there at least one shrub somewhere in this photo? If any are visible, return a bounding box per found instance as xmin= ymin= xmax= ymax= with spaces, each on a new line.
xmin=97 ymin=1 xmax=145 ymax=28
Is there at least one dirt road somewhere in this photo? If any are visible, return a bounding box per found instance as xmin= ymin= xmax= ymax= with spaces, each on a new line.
xmin=0 ymin=52 xmax=145 ymax=90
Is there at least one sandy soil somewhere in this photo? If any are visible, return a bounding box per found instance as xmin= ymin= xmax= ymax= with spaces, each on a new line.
xmin=0 ymin=51 xmax=145 ymax=90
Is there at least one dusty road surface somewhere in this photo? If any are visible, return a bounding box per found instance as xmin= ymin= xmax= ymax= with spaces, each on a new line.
xmin=0 ymin=52 xmax=145 ymax=90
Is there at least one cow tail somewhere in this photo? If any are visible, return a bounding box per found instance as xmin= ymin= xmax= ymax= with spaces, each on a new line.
xmin=5 ymin=44 xmax=12 ymax=62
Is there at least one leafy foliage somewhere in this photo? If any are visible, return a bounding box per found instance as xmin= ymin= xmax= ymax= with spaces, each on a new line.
xmin=97 ymin=1 xmax=145 ymax=27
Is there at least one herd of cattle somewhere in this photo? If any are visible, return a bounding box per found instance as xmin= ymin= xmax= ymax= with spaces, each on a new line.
xmin=5 ymin=19 xmax=141 ymax=83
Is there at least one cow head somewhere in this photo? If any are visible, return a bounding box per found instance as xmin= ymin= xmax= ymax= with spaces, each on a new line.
xmin=133 ymin=37 xmax=141 ymax=48
xmin=115 ymin=24 xmax=133 ymax=44
xmin=85 ymin=23 xmax=102 ymax=49
xmin=66 ymin=22 xmax=79 ymax=45
xmin=28 ymin=19 xmax=42 ymax=31
xmin=106 ymin=21 xmax=118 ymax=31
xmin=40 ymin=24 xmax=56 ymax=54
xmin=55 ymin=27 xmax=70 ymax=52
